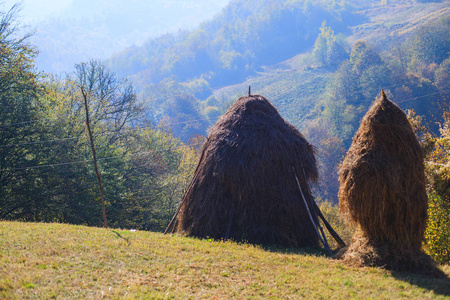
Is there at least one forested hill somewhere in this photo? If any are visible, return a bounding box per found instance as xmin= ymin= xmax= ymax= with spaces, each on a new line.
xmin=108 ymin=0 xmax=448 ymax=91
xmin=108 ymin=0 xmax=360 ymax=88
xmin=108 ymin=0 xmax=448 ymax=122
xmin=106 ymin=0 xmax=449 ymax=202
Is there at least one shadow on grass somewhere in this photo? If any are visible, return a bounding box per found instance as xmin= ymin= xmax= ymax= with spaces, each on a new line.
xmin=264 ymin=242 xmax=450 ymax=297
xmin=390 ymin=269 xmax=450 ymax=297
xmin=260 ymin=244 xmax=337 ymax=257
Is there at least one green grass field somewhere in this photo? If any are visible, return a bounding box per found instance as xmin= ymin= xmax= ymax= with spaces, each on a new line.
xmin=1 ymin=221 xmax=449 ymax=299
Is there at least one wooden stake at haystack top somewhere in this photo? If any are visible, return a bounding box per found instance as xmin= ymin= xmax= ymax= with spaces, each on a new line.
xmin=165 ymin=94 xmax=345 ymax=250
xmin=337 ymin=90 xmax=440 ymax=274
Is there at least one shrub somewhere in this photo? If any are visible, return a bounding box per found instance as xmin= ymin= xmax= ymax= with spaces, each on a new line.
xmin=203 ymin=106 xmax=221 ymax=120
xmin=425 ymin=193 xmax=450 ymax=264
xmin=408 ymin=109 xmax=450 ymax=265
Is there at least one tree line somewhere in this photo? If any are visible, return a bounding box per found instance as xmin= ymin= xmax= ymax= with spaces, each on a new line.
xmin=0 ymin=6 xmax=198 ymax=231
xmin=306 ymin=15 xmax=450 ymax=202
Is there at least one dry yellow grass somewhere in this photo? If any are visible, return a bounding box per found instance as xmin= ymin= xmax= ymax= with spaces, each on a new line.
xmin=0 ymin=221 xmax=449 ymax=299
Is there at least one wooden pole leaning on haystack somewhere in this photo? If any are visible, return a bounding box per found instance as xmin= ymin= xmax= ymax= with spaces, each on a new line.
xmin=312 ymin=201 xmax=346 ymax=248
xmin=293 ymin=166 xmax=345 ymax=251
xmin=164 ymin=146 xmax=207 ymax=234
xmin=293 ymin=168 xmax=331 ymax=253
xmin=164 ymin=172 xmax=197 ymax=234
xmin=164 ymin=203 xmax=181 ymax=234
xmin=337 ymin=90 xmax=438 ymax=273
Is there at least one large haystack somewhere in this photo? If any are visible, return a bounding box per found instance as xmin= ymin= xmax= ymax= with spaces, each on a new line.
xmin=168 ymin=95 xmax=320 ymax=247
xmin=338 ymin=91 xmax=435 ymax=271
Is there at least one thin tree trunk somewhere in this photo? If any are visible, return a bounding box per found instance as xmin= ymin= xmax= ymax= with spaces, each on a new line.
xmin=82 ymin=87 xmax=107 ymax=228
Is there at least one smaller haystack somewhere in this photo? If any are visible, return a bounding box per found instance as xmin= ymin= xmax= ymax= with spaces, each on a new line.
xmin=338 ymin=91 xmax=436 ymax=272
xmin=166 ymin=95 xmax=323 ymax=248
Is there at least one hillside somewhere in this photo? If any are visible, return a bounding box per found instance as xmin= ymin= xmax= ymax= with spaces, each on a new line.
xmin=107 ymin=0 xmax=449 ymax=136
xmin=205 ymin=0 xmax=449 ymax=129
xmin=1 ymin=221 xmax=449 ymax=299
xmin=107 ymin=0 xmax=449 ymax=90
xmin=349 ymin=1 xmax=450 ymax=44
xmin=104 ymin=0 xmax=450 ymax=203
xmin=211 ymin=66 xmax=333 ymax=130
xmin=108 ymin=0 xmax=357 ymax=89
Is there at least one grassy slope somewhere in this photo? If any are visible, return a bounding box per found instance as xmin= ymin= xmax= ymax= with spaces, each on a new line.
xmin=1 ymin=222 xmax=449 ymax=299
xmin=210 ymin=1 xmax=450 ymax=132
xmin=213 ymin=67 xmax=332 ymax=130
xmin=349 ymin=1 xmax=450 ymax=44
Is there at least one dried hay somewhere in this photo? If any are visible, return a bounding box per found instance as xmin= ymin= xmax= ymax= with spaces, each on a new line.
xmin=338 ymin=91 xmax=439 ymax=273
xmin=170 ymin=95 xmax=320 ymax=247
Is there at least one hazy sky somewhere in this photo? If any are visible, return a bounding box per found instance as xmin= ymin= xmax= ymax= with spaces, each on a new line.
xmin=1 ymin=0 xmax=230 ymax=73
xmin=3 ymin=0 xmax=229 ymax=26
xmin=3 ymin=0 xmax=72 ymax=22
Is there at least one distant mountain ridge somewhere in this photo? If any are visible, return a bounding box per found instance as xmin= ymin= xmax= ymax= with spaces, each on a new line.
xmin=27 ymin=0 xmax=229 ymax=73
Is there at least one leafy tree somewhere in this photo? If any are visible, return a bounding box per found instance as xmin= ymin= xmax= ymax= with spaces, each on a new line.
xmin=349 ymin=41 xmax=382 ymax=75
xmin=320 ymin=97 xmax=356 ymax=140
xmin=407 ymin=15 xmax=450 ymax=67
xmin=0 ymin=4 xmax=44 ymax=220
xmin=319 ymin=40 xmax=392 ymax=137
xmin=359 ymin=64 xmax=392 ymax=101
xmin=326 ymin=61 xmax=362 ymax=106
xmin=434 ymin=57 xmax=450 ymax=98
xmin=1 ymin=56 xmax=199 ymax=230
xmin=50 ymin=61 xmax=142 ymax=226
xmin=1 ymin=54 xmax=145 ymax=226
xmin=408 ymin=110 xmax=450 ymax=264
xmin=304 ymin=119 xmax=345 ymax=203
xmin=312 ymin=21 xmax=348 ymax=66
xmin=75 ymin=60 xmax=142 ymax=138
xmin=108 ymin=127 xmax=198 ymax=231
